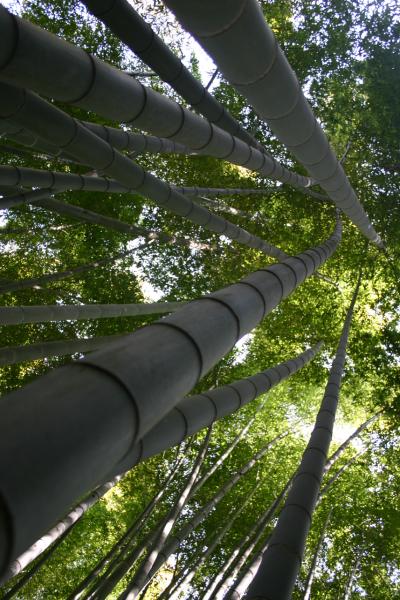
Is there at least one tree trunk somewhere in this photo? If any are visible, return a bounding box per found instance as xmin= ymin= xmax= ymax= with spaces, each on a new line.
xmin=244 ymin=272 xmax=362 ymax=599
xmin=165 ymin=0 xmax=382 ymax=246
xmin=302 ymin=509 xmax=333 ymax=600
xmin=0 ymin=301 xmax=183 ymax=325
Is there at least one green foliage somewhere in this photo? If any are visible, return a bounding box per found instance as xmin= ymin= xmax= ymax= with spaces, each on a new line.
xmin=0 ymin=0 xmax=399 ymax=598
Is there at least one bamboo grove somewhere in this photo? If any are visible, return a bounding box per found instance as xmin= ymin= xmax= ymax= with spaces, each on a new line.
xmin=0 ymin=0 xmax=399 ymax=598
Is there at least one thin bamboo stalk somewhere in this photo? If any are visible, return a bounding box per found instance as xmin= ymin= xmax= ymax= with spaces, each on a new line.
xmin=0 ymin=83 xmax=287 ymax=260
xmin=244 ymin=273 xmax=362 ymax=599
xmin=166 ymin=485 xmax=260 ymax=600
xmin=119 ymin=428 xmax=212 ymax=599
xmin=0 ymin=333 xmax=130 ymax=366
xmin=0 ymin=246 xmax=139 ymax=295
xmin=138 ymin=432 xmax=288 ymax=595
xmin=0 ymin=165 xmax=275 ymax=201
xmin=220 ymin=477 xmax=293 ymax=600
xmin=323 ymin=412 xmax=381 ymax=472
xmin=0 ymin=301 xmax=183 ymax=325
xmin=302 ymin=508 xmax=333 ymax=600
xmin=0 ymin=475 xmax=124 ymax=585
xmin=68 ymin=450 xmax=185 ymax=600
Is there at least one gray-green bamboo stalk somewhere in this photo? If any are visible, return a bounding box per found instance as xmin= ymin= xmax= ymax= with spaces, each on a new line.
xmin=110 ymin=344 xmax=322 ymax=478
xmin=229 ymin=537 xmax=269 ymax=600
xmin=2 ymin=526 xmax=73 ymax=600
xmin=0 ymin=165 xmax=274 ymax=203
xmin=164 ymin=0 xmax=382 ymax=246
xmin=0 ymin=214 xmax=341 ymax=574
xmin=83 ymin=0 xmax=264 ymax=152
xmin=0 ymin=301 xmax=183 ymax=325
xmin=244 ymin=273 xmax=362 ymax=599
xmin=190 ymin=402 xmax=266 ymax=498
xmin=90 ymin=435 xmax=210 ymax=600
xmin=220 ymin=477 xmax=293 ymax=600
xmin=31 ymin=191 xmax=286 ymax=261
xmin=318 ymin=450 xmax=367 ymax=505
xmin=1 ymin=475 xmax=124 ymax=585
xmin=302 ymin=508 xmax=332 ymax=600
xmin=166 ymin=485 xmax=260 ymax=600
xmin=0 ymin=86 xmax=286 ymax=258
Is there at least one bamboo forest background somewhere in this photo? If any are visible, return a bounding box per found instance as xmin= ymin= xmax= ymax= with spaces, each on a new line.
xmin=0 ymin=0 xmax=399 ymax=598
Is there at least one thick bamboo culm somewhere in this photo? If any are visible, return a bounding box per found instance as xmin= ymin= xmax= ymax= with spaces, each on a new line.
xmin=0 ymin=3 xmax=351 ymax=588
xmin=83 ymin=0 xmax=264 ymax=152
xmin=163 ymin=0 xmax=382 ymax=246
xmin=0 ymin=216 xmax=341 ymax=574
